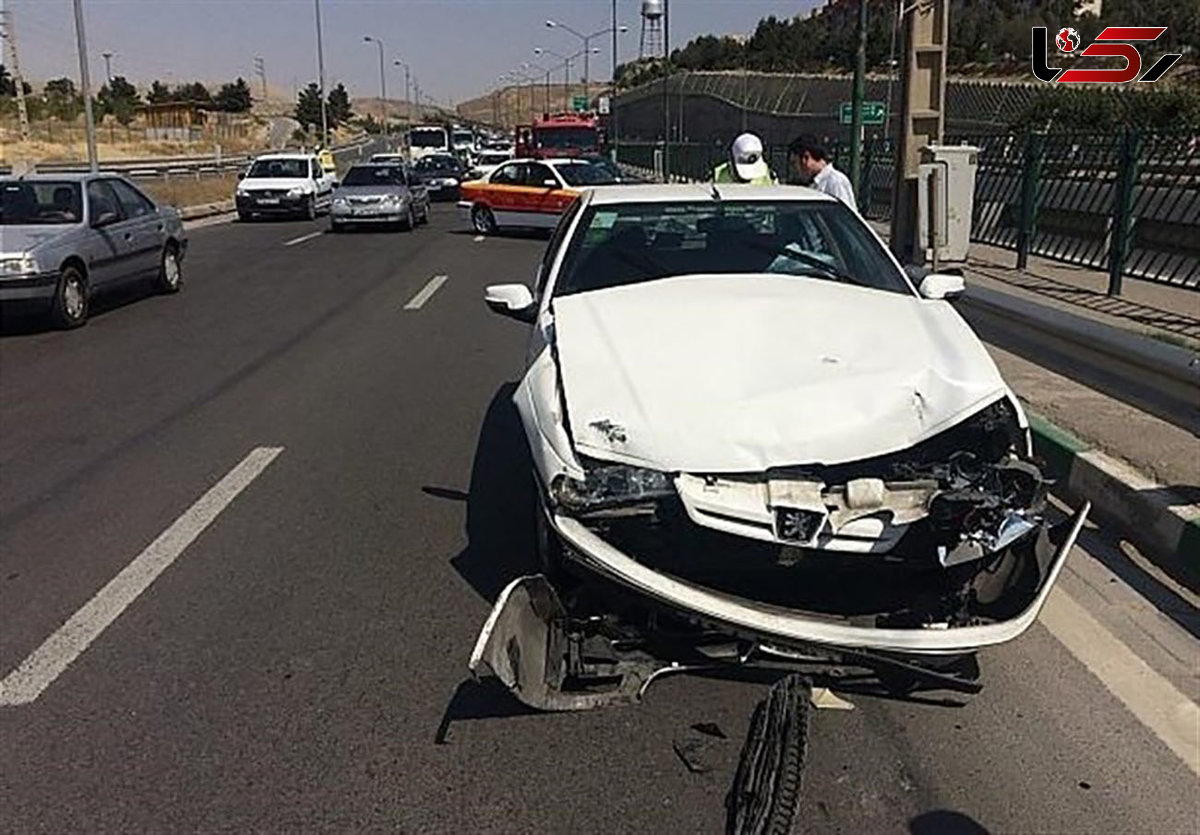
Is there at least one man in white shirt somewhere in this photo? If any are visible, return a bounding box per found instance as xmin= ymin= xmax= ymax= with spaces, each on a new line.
xmin=788 ymin=134 xmax=858 ymax=212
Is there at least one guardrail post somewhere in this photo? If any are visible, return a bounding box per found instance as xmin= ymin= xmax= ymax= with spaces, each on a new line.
xmin=1016 ymin=128 xmax=1045 ymax=271
xmin=1107 ymin=126 xmax=1141 ymax=297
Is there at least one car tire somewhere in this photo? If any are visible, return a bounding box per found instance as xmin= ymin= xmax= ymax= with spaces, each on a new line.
xmin=419 ymin=203 xmax=431 ymax=224
xmin=303 ymin=195 xmax=316 ymax=221
xmin=402 ymin=204 xmax=416 ymax=232
xmin=727 ymin=673 xmax=810 ymax=835
xmin=154 ymin=244 xmax=183 ymax=294
xmin=237 ymin=210 xmax=251 ymax=222
xmin=471 ymin=204 xmax=497 ymax=235
xmin=49 ymin=264 xmax=88 ymax=329
xmin=330 ymin=220 xmax=344 ymax=233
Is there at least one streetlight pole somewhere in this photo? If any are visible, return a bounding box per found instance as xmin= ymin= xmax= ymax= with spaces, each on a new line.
xmin=313 ymin=0 xmax=328 ymax=147
xmin=527 ymin=61 xmax=551 ymax=116
xmin=849 ymin=0 xmax=868 ymax=198
xmin=101 ymin=51 xmax=113 ymax=84
xmin=546 ymin=19 xmax=627 ymax=105
xmin=611 ymin=0 xmax=619 ymax=157
xmin=71 ymin=0 xmax=98 ymax=172
xmin=394 ymin=59 xmax=411 ymax=126
xmin=364 ymin=35 xmax=387 ymax=137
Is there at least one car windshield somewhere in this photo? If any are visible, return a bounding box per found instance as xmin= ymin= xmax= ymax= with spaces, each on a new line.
xmin=410 ymin=128 xmax=447 ymax=148
xmin=0 ymin=181 xmax=83 ymax=225
xmin=555 ymin=200 xmax=912 ymax=297
xmin=477 ymin=152 xmax=510 ymax=165
xmin=534 ymin=128 xmax=597 ymax=149
xmin=454 ymin=132 xmax=473 ymax=144
xmin=414 ymin=156 xmax=458 ymax=172
xmin=247 ymin=158 xmax=309 ymax=179
xmin=555 ymin=162 xmax=619 ymax=187
xmin=341 ymin=165 xmax=404 ymax=186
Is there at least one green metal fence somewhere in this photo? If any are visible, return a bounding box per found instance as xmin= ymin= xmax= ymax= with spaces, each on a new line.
xmin=618 ymin=130 xmax=1200 ymax=292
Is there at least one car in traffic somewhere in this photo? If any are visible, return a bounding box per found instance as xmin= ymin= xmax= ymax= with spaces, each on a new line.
xmin=409 ymin=154 xmax=469 ymax=202
xmin=235 ymin=152 xmax=337 ymax=221
xmin=457 ymin=157 xmax=619 ymax=235
xmin=470 ymin=184 xmax=1090 ymax=710
xmin=0 ymin=173 xmax=187 ymax=328
xmin=329 ymin=162 xmax=430 ymax=232
xmin=466 ymin=149 xmax=514 ymax=181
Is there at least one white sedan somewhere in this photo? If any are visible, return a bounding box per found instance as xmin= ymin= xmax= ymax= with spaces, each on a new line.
xmin=471 ymin=184 xmax=1089 ymax=709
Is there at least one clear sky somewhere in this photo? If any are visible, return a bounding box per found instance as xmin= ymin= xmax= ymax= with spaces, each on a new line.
xmin=6 ymin=0 xmax=818 ymax=105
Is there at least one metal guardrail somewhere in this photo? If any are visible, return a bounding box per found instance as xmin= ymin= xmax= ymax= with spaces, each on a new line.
xmin=0 ymin=134 xmax=381 ymax=180
xmin=617 ymin=130 xmax=1200 ymax=292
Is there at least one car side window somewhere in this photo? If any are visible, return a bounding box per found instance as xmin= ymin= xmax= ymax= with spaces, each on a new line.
xmin=492 ymin=163 xmax=523 ymax=185
xmin=525 ymin=163 xmax=556 ymax=188
xmin=107 ymin=179 xmax=156 ymax=218
xmin=537 ymin=197 xmax=583 ymax=298
xmin=86 ymin=180 xmax=122 ymax=222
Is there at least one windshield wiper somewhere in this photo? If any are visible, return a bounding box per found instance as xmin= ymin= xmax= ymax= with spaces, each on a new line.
xmin=740 ymin=238 xmax=863 ymax=286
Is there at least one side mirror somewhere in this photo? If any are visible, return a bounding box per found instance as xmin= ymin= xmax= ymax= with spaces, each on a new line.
xmin=919 ymin=273 xmax=966 ymax=301
xmin=484 ymin=284 xmax=536 ymax=323
xmin=237 ymin=172 xmax=246 ymax=181
xmin=91 ymin=209 xmax=120 ymax=228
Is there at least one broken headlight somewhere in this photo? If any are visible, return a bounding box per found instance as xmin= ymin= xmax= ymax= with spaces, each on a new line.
xmin=552 ymin=462 xmax=675 ymax=512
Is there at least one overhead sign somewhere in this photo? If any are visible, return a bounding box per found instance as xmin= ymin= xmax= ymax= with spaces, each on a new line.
xmin=839 ymin=101 xmax=886 ymax=126
xmin=572 ymin=95 xmax=590 ymax=113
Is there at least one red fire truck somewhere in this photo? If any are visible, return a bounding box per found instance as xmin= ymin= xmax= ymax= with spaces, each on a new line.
xmin=515 ymin=113 xmax=604 ymax=159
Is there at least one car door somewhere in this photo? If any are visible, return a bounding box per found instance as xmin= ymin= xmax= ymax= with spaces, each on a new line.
xmin=480 ymin=162 xmax=526 ymax=224
xmin=309 ymin=157 xmax=331 ymax=208
xmin=523 ymin=162 xmax=575 ymax=228
xmin=106 ymin=178 xmax=164 ymax=279
xmin=83 ymin=179 xmax=132 ymax=288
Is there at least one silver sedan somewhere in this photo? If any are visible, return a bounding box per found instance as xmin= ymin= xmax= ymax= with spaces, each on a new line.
xmin=0 ymin=173 xmax=187 ymax=329
xmin=329 ymin=163 xmax=430 ymax=232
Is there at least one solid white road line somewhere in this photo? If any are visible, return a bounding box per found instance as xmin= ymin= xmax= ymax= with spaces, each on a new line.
xmin=1041 ymin=586 xmax=1200 ymax=776
xmin=404 ymin=274 xmax=449 ymax=310
xmin=283 ymin=230 xmax=324 ymax=247
xmin=0 ymin=446 xmax=284 ymax=707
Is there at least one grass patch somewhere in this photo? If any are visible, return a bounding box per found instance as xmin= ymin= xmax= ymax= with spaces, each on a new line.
xmin=138 ymin=174 xmax=238 ymax=209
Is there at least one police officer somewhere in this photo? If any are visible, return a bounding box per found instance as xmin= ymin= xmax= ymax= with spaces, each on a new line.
xmin=711 ymin=133 xmax=776 ymax=185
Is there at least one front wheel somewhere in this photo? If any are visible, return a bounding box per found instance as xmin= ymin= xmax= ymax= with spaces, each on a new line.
xmin=402 ymin=204 xmax=416 ymax=232
xmin=154 ymin=245 xmax=182 ymax=294
xmin=50 ymin=265 xmax=88 ymax=329
xmin=471 ymin=204 xmax=497 ymax=235
xmin=303 ymin=196 xmax=316 ymax=221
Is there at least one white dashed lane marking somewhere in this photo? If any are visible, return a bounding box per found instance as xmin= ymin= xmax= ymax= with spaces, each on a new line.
xmin=404 ymin=275 xmax=449 ymax=310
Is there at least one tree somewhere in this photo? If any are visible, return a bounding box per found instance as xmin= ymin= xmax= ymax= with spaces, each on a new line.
xmin=0 ymin=64 xmax=32 ymax=97
xmin=97 ymin=75 xmax=141 ymax=125
xmin=327 ymin=83 xmax=352 ymax=127
xmin=172 ymin=81 xmax=212 ymax=106
xmin=43 ymin=77 xmax=82 ymax=120
xmin=294 ymin=82 xmax=324 ymax=130
xmin=147 ymin=80 xmax=172 ymax=104
xmin=214 ymin=77 xmax=253 ymax=112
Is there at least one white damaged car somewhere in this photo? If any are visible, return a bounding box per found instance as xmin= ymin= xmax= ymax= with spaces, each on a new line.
xmin=472 ymin=184 xmax=1089 ymax=710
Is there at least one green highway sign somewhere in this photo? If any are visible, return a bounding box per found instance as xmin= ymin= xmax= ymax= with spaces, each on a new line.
xmin=572 ymin=95 xmax=590 ymax=112
xmin=839 ymin=101 xmax=886 ymax=126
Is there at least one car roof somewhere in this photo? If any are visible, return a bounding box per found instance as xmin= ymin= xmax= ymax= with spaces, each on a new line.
xmin=583 ymin=183 xmax=838 ymax=206
xmin=2 ymin=172 xmax=125 ymax=183
xmin=252 ymin=152 xmax=314 ymax=160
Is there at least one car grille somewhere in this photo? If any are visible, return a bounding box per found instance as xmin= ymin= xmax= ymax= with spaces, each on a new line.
xmin=250 ymin=190 xmax=287 ymax=199
xmin=348 ymin=196 xmax=385 ymax=205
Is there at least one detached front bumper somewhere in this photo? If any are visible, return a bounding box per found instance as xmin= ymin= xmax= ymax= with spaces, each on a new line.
xmin=548 ymin=503 xmax=1088 ymax=656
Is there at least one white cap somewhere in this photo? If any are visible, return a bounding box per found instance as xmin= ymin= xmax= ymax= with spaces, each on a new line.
xmin=731 ymin=133 xmax=768 ymax=182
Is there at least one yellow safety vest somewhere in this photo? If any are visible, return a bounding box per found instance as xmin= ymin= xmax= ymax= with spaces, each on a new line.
xmin=711 ymin=161 xmax=775 ymax=185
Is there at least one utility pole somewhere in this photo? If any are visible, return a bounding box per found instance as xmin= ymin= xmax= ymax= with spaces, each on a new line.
xmin=662 ymin=0 xmax=670 ymax=176
xmin=72 ymin=0 xmax=98 ymax=172
xmin=849 ymin=0 xmax=868 ymax=198
xmin=0 ymin=6 xmax=31 ymax=142
xmin=101 ymin=50 xmax=113 ymax=84
xmin=611 ymin=0 xmax=619 ymax=158
xmin=889 ymin=0 xmax=948 ymax=264
xmin=253 ymin=56 xmax=267 ymax=102
xmin=313 ymin=0 xmax=328 ymax=147
xmin=364 ymin=36 xmax=387 ymax=137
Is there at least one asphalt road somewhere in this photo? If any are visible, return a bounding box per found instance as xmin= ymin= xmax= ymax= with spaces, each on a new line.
xmin=1 ymin=208 xmax=1196 ymax=833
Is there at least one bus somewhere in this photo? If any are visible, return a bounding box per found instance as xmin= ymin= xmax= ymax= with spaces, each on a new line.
xmin=408 ymin=124 xmax=450 ymax=161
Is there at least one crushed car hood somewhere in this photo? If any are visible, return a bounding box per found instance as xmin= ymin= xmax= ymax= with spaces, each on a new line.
xmin=553 ymin=274 xmax=1010 ymax=472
